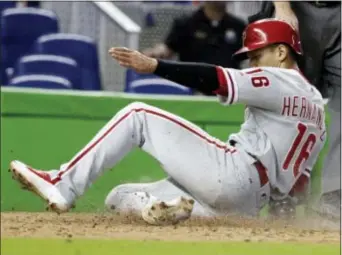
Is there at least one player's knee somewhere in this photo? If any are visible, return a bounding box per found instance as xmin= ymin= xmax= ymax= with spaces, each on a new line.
xmin=104 ymin=184 xmax=137 ymax=210
xmin=115 ymin=102 xmax=151 ymax=120
xmin=104 ymin=186 xmax=122 ymax=210
xmin=125 ymin=101 xmax=150 ymax=111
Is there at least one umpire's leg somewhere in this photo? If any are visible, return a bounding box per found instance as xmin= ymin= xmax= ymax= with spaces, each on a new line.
xmin=292 ymin=2 xmax=341 ymax=219
xmin=319 ymin=42 xmax=341 ymax=220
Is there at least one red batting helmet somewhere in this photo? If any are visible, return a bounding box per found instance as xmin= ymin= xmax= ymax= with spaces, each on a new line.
xmin=233 ymin=18 xmax=303 ymax=60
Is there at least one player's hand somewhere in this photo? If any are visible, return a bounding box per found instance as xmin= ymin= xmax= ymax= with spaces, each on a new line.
xmin=142 ymin=48 xmax=156 ymax=58
xmin=109 ymin=47 xmax=158 ymax=74
xmin=142 ymin=44 xmax=173 ymax=59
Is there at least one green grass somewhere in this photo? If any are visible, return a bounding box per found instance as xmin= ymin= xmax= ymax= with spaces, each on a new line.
xmin=1 ymin=238 xmax=340 ymax=255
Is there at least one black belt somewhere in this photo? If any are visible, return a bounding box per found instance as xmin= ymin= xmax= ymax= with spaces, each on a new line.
xmin=307 ymin=1 xmax=340 ymax=7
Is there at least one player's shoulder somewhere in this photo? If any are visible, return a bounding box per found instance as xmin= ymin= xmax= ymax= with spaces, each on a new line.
xmin=259 ymin=67 xmax=325 ymax=103
xmin=242 ymin=67 xmax=309 ymax=85
xmin=242 ymin=66 xmax=299 ymax=76
xmin=240 ymin=66 xmax=293 ymax=74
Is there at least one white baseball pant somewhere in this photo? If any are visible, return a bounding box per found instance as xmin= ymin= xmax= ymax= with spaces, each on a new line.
xmin=51 ymin=102 xmax=270 ymax=216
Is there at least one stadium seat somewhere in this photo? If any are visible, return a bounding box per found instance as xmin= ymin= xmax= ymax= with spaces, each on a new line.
xmin=0 ymin=1 xmax=16 ymax=85
xmin=34 ymin=33 xmax=101 ymax=91
xmin=0 ymin=1 xmax=15 ymax=15
xmin=125 ymin=69 xmax=193 ymax=95
xmin=9 ymin=74 xmax=72 ymax=89
xmin=14 ymin=54 xmax=82 ymax=89
xmin=0 ymin=7 xmax=59 ymax=85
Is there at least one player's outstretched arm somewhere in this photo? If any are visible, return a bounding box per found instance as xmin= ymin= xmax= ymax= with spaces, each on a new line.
xmin=109 ymin=47 xmax=159 ymax=73
xmin=109 ymin=47 xmax=225 ymax=95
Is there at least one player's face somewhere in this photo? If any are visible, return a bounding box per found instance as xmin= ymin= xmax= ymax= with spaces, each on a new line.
xmin=247 ymin=46 xmax=281 ymax=68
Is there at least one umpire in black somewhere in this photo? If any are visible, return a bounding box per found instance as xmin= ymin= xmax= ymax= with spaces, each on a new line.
xmin=143 ymin=1 xmax=245 ymax=69
xmin=249 ymin=1 xmax=341 ymax=220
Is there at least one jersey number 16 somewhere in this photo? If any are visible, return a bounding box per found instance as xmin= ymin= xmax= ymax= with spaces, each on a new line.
xmin=245 ymin=69 xmax=270 ymax=88
xmin=283 ymin=122 xmax=317 ymax=178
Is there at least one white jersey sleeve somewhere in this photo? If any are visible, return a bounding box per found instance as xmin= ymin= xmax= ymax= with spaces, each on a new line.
xmin=216 ymin=66 xmax=293 ymax=111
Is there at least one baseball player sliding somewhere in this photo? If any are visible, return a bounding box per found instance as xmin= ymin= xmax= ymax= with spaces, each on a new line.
xmin=9 ymin=19 xmax=326 ymax=225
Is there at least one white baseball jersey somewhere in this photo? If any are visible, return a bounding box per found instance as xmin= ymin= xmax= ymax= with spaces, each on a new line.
xmin=216 ymin=66 xmax=326 ymax=199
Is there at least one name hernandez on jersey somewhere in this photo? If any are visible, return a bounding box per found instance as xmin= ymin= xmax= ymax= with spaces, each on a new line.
xmin=214 ymin=66 xmax=326 ymax=198
xmin=282 ymin=96 xmax=324 ymax=131
xmin=215 ymin=66 xmax=325 ymax=128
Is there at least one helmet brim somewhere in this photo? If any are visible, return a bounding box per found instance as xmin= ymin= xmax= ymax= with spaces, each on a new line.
xmin=232 ymin=46 xmax=250 ymax=61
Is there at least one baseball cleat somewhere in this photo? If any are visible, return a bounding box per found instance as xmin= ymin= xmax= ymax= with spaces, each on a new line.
xmin=9 ymin=160 xmax=71 ymax=213
xmin=141 ymin=196 xmax=194 ymax=225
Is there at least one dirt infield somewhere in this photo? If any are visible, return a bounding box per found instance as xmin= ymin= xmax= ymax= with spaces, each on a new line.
xmin=1 ymin=212 xmax=340 ymax=243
